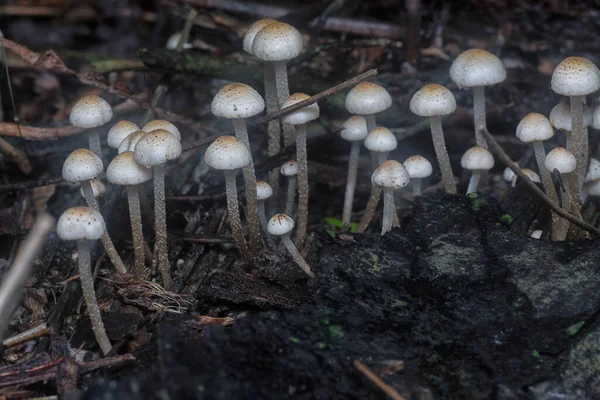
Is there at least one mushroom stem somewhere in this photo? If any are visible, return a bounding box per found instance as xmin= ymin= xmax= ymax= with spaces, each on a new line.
xmin=88 ymin=131 xmax=102 ymax=158
xmin=467 ymin=171 xmax=481 ymax=194
xmin=125 ymin=185 xmax=146 ymax=279
xmin=232 ymin=118 xmax=260 ymax=256
xmin=280 ymin=234 xmax=315 ymax=278
xmin=532 ymin=141 xmax=561 ymax=240
xmin=224 ymin=170 xmax=252 ymax=264
xmin=342 ymin=141 xmax=361 ymax=229
xmin=258 ymin=201 xmax=268 ymax=233
xmin=555 ymin=174 xmax=574 ymax=241
xmin=153 ymin=164 xmax=172 ymax=290
xmin=295 ymin=124 xmax=309 ymax=250
xmin=272 ymin=60 xmax=295 ymax=147
xmin=77 ymin=239 xmax=111 ymax=355
xmin=80 ymin=181 xmax=126 ymax=274
xmin=365 ymin=114 xmax=377 ymax=132
xmin=265 ymin=63 xmax=281 ymax=203
xmin=381 ymin=187 xmax=396 ymax=235
xmin=429 ymin=116 xmax=457 ymax=194
xmin=356 ymin=151 xmax=387 ymax=233
xmin=285 ymin=176 xmax=297 ymax=216
xmin=412 ymin=179 xmax=422 ymax=196
xmin=570 ymin=95 xmax=586 ymax=193
xmin=472 ymin=86 xmax=487 ymax=148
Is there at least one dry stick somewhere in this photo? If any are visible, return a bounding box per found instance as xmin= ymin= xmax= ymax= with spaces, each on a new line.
xmin=479 ymin=127 xmax=599 ymax=236
xmin=0 ymin=136 xmax=32 ymax=174
xmin=354 ymin=360 xmax=406 ymax=400
xmin=2 ymin=322 xmax=48 ymax=348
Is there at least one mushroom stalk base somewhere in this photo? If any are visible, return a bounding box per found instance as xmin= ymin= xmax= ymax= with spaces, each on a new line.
xmin=381 ymin=188 xmax=395 ymax=235
xmin=77 ymin=240 xmax=111 ymax=355
xmin=342 ymin=141 xmax=361 ymax=229
xmin=430 ymin=116 xmax=457 ymax=194
xmin=285 ymin=176 xmax=297 ymax=216
xmin=88 ymin=131 xmax=102 ymax=159
xmin=126 ymin=185 xmax=146 ymax=279
xmin=555 ymin=175 xmax=574 ymax=241
xmin=412 ymin=179 xmax=422 ymax=197
xmin=81 ymin=180 xmax=126 ymax=274
xmin=232 ymin=119 xmax=261 ymax=257
xmin=295 ymin=124 xmax=309 ymax=251
xmin=273 ymin=60 xmax=295 ymax=147
xmin=281 ymin=234 xmax=315 ymax=279
xmin=532 ymin=141 xmax=561 ymax=241
xmin=365 ymin=114 xmax=376 ymax=132
xmin=570 ymin=95 xmax=586 ymax=194
xmin=467 ymin=171 xmax=481 ymax=194
xmin=154 ymin=165 xmax=172 ymax=290
xmin=473 ymin=86 xmax=487 ymax=148
xmin=258 ymin=202 xmax=268 ymax=233
xmin=224 ymin=170 xmax=252 ymax=265
xmin=356 ymin=151 xmax=387 ymax=233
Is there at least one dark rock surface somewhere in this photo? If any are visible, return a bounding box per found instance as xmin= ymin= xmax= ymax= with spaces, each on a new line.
xmin=77 ymin=194 xmax=600 ymax=399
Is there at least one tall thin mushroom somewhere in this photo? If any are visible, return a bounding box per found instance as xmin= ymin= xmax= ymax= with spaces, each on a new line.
xmin=280 ymin=160 xmax=298 ymax=216
xmin=549 ymin=100 xmax=593 ymax=153
xmin=409 ymin=83 xmax=457 ymax=193
xmin=371 ymin=160 xmax=410 ymax=235
xmin=340 ymin=116 xmax=369 ymax=229
xmin=70 ymin=95 xmax=113 ymax=158
xmin=267 ymin=213 xmax=315 ymax=279
xmin=461 ymin=146 xmax=495 ymax=194
xmin=545 ymin=147 xmax=577 ymax=241
xmin=256 ymin=181 xmax=273 ymax=234
xmin=403 ymin=155 xmax=432 ymax=197
xmin=345 ymin=82 xmax=392 ymax=132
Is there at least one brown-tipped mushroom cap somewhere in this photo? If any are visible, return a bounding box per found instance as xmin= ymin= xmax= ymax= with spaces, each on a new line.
xmin=549 ymin=100 xmax=593 ymax=131
xmin=56 ymin=206 xmax=105 ymax=241
xmin=107 ymin=120 xmax=140 ymax=149
xmin=520 ymin=169 xmax=541 ymax=183
xmin=281 ymin=93 xmax=319 ymax=125
xmin=69 ymin=95 xmax=113 ymax=129
xmin=341 ymin=116 xmax=368 ymax=141
xmin=409 ymin=84 xmax=456 ymax=117
xmin=364 ymin=127 xmax=397 ymax=153
xmin=134 ymin=129 xmax=182 ymax=167
xmin=204 ymin=136 xmax=251 ymax=170
xmin=118 ymin=131 xmax=147 ymax=154
xmin=345 ymin=82 xmax=392 ymax=115
xmin=371 ymin=160 xmax=410 ymax=189
xmin=403 ymin=155 xmax=433 ymax=179
xmin=551 ymin=57 xmax=600 ymax=96
xmin=545 ymin=147 xmax=576 ymax=174
xmin=516 ymin=113 xmax=554 ymax=142
xmin=211 ymin=83 xmax=265 ymax=119
xmin=460 ymin=146 xmax=495 ymax=171
xmin=62 ymin=149 xmax=104 ymax=182
xmin=142 ymin=120 xmax=181 ymax=140
xmin=449 ymin=49 xmax=506 ymax=88
xmin=106 ymin=152 xmax=153 ymax=186
xmin=267 ymin=213 xmax=295 ymax=236
xmin=252 ymin=22 xmax=303 ymax=61
xmin=256 ymin=181 xmax=273 ymax=201
xmin=280 ymin=160 xmax=298 ymax=176
xmin=243 ymin=18 xmax=278 ymax=54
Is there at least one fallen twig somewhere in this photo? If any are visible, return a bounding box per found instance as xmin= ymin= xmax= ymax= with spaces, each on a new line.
xmin=354 ymin=360 xmax=406 ymax=400
xmin=2 ymin=322 xmax=49 ymax=348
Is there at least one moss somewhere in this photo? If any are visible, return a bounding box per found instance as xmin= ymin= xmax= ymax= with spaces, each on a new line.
xmin=392 ymin=300 xmax=408 ymax=307
xmin=499 ymin=214 xmax=514 ymax=226
xmin=469 ymin=193 xmax=487 ymax=211
xmin=566 ymin=321 xmax=585 ymax=336
xmin=289 ymin=337 xmax=301 ymax=344
xmin=316 ymin=342 xmax=327 ymax=349
xmin=328 ymin=325 xmax=344 ymax=339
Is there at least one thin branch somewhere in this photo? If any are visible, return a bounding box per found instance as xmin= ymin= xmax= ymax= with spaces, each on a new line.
xmin=479 ymin=127 xmax=600 ymax=236
xmin=354 ymin=360 xmax=406 ymax=400
xmin=183 ymin=69 xmax=378 ymax=150
xmin=0 ymin=176 xmax=63 ymax=193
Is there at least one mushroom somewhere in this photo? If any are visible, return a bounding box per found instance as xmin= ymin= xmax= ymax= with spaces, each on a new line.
xmin=356 ymin=127 xmax=398 ymax=233
xmin=545 ymin=147 xmax=577 ymax=241
xmin=512 ymin=169 xmax=541 ymax=187
xmin=340 ymin=116 xmax=369 ymax=229
xmin=582 ymin=158 xmax=600 ymax=203
xmin=449 ymin=49 xmax=506 ymax=148
xmin=166 ymin=32 xmax=192 ymax=50
xmin=134 ymin=129 xmax=182 ymax=290
xmin=281 ymin=93 xmax=320 ymax=250
xmin=56 ymin=207 xmax=111 ymax=355
xmin=371 ymin=160 xmax=410 ymax=235
xmin=345 ymin=82 xmax=392 ymax=131
xmin=118 ymin=131 xmax=147 ymax=154
xmin=204 ymin=136 xmax=253 ymax=265
xmin=549 ymin=100 xmax=593 ymax=151
xmin=551 ymin=57 xmax=600 ymax=191
xmin=256 ymin=181 xmax=273 ymax=233
xmin=280 ymin=160 xmax=298 ymax=216
xmin=107 ymin=120 xmax=139 ymax=150
xmin=70 ymin=95 xmax=113 ymax=158
xmin=80 ymin=178 xmax=105 ymax=199
xmin=503 ymin=166 xmax=516 ymax=186
xmin=593 ymin=104 xmax=600 ymax=133
xmin=62 ymin=149 xmax=126 ymax=274
xmin=409 ymin=83 xmax=457 ymax=193
xmin=403 ymin=155 xmax=433 ymax=196
xmin=252 ymin=21 xmax=303 ymax=147
xmin=141 ymin=120 xmax=181 ymax=140
xmin=460 ymin=146 xmax=495 ymax=194
xmin=267 ymin=213 xmax=315 ymax=279
xmin=106 ymin=152 xmax=153 ymax=279
xmin=211 ymin=82 xmax=265 ymax=253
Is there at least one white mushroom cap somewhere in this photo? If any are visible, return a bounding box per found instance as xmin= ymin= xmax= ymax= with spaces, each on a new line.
xmin=549 ymin=100 xmax=593 ymax=131
xmin=530 ymin=230 xmax=543 ymax=239
xmin=544 ymin=147 xmax=576 ymax=174
xmin=107 ymin=120 xmax=140 ymax=149
xmin=341 ymin=116 xmax=368 ymax=141
xmin=69 ymin=95 xmax=113 ymax=129
xmin=345 ymin=82 xmax=392 ymax=115
xmin=80 ymin=178 xmax=105 ymax=198
xmin=516 ymin=113 xmax=554 ymax=142
xmin=449 ymin=49 xmax=506 ymax=88
xmin=267 ymin=213 xmax=294 ymax=236
xmin=460 ymin=146 xmax=495 ymax=171
xmin=585 ymin=158 xmax=600 ymax=183
xmin=252 ymin=22 xmax=303 ymax=62
xmin=281 ymin=93 xmax=319 ymax=125
xmin=57 ymin=206 xmax=106 ymax=241
xmin=256 ymin=181 xmax=273 ymax=201
xmin=594 ymin=104 xmax=600 ymax=130
xmin=211 ymin=83 xmax=265 ymax=119
xmin=106 ymin=152 xmax=153 ymax=186
xmin=280 ymin=160 xmax=298 ymax=176
xmin=118 ymin=131 xmax=147 ymax=154
xmin=551 ymin=57 xmax=600 ymax=96
xmin=62 ymin=148 xmax=104 ymax=182
xmin=403 ymin=155 xmax=433 ymax=179
xmin=520 ymin=168 xmax=541 ymax=183
xmin=243 ymin=18 xmax=278 ymax=54
xmin=166 ymin=32 xmax=192 ymax=50
xmin=409 ymin=84 xmax=456 ymax=117
xmin=371 ymin=160 xmax=410 ymax=189
xmin=204 ymin=136 xmax=251 ymax=170
xmin=364 ymin=127 xmax=397 ymax=153
xmin=141 ymin=120 xmax=181 ymax=140
xmin=503 ymin=166 xmax=516 ymax=183
xmin=587 ymin=179 xmax=600 ymax=196
xmin=134 ymin=129 xmax=182 ymax=167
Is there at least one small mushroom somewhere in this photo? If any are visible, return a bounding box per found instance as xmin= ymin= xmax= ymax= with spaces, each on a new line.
xmin=107 ymin=120 xmax=139 ymax=150
xmin=280 ymin=160 xmax=298 ymax=216
xmin=256 ymin=181 xmax=273 ymax=234
xmin=545 ymin=147 xmax=577 ymax=241
xmin=345 ymin=82 xmax=392 ymax=131
xmin=403 ymin=155 xmax=432 ymax=196
xmin=340 ymin=116 xmax=369 ymax=229
xmin=267 ymin=213 xmax=315 ymax=279
xmin=117 ymin=131 xmax=147 ymax=154
xmin=371 ymin=160 xmax=410 ymax=235
xmin=70 ymin=95 xmax=113 ymax=158
xmin=460 ymin=146 xmax=495 ymax=194
xmin=141 ymin=120 xmax=181 ymax=139
xmin=549 ymin=100 xmax=593 ymax=151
